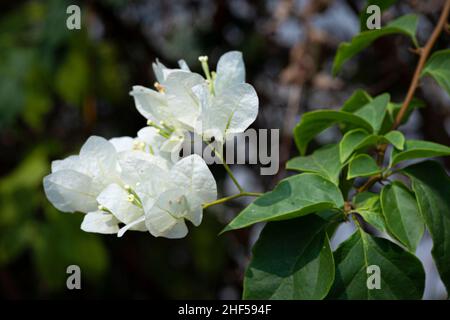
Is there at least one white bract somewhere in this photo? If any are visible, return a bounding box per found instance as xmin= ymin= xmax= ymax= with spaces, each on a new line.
xmin=43 ymin=135 xmax=217 ymax=239
xmin=130 ymin=51 xmax=258 ymax=146
xmin=196 ymin=51 xmax=259 ymax=143
xmin=43 ymin=136 xmax=122 ymax=214
xmin=43 ymin=51 xmax=257 ymax=240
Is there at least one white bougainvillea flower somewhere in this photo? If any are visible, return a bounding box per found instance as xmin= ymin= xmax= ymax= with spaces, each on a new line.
xmin=43 ymin=136 xmax=121 ymax=213
xmin=85 ymin=149 xmax=172 ymax=235
xmin=195 ymin=51 xmax=259 ymax=142
xmin=130 ymin=70 xmax=203 ymax=130
xmin=130 ymin=71 xmax=203 ymax=155
xmin=142 ymin=154 xmax=217 ymax=238
xmin=130 ymin=51 xmax=258 ymax=147
xmin=108 ymin=154 xmax=217 ymax=239
xmin=43 ymin=51 xmax=255 ymax=239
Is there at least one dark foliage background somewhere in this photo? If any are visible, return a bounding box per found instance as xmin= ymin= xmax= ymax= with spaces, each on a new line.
xmin=0 ymin=0 xmax=448 ymax=299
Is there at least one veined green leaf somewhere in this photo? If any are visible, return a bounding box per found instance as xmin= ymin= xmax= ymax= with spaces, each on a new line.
xmin=353 ymin=192 xmax=387 ymax=233
xmin=421 ymin=49 xmax=450 ymax=96
xmin=243 ymin=215 xmax=334 ymax=299
xmin=403 ymin=161 xmax=450 ymax=292
xmin=221 ymin=173 xmax=344 ymax=232
xmin=391 ymin=139 xmax=450 ymax=166
xmin=354 ymin=93 xmax=390 ymax=134
xmin=327 ymin=229 xmax=425 ymax=299
xmin=287 ymin=144 xmax=342 ymax=185
xmin=347 ymin=154 xmax=380 ymax=179
xmin=294 ymin=110 xmax=373 ymax=155
xmin=333 ymin=14 xmax=419 ymax=75
xmin=380 ymin=182 xmax=424 ymax=252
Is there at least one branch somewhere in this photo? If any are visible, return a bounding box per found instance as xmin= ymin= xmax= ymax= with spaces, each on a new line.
xmin=393 ymin=0 xmax=450 ymax=129
xmin=357 ymin=1 xmax=450 ymax=193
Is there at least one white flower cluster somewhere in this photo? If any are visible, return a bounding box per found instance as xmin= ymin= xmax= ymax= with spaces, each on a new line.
xmin=43 ymin=51 xmax=258 ymax=238
xmin=131 ymin=51 xmax=258 ymax=149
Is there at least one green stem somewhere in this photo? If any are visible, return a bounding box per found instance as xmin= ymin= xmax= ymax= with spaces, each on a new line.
xmin=202 ymin=192 xmax=262 ymax=210
xmin=213 ymin=149 xmax=245 ymax=192
xmin=223 ymin=161 xmax=245 ymax=192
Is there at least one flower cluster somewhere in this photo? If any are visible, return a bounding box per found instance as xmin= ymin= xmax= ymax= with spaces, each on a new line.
xmin=43 ymin=51 xmax=258 ymax=238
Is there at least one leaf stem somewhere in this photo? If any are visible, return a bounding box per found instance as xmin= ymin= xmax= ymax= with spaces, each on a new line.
xmin=213 ymin=147 xmax=245 ymax=192
xmin=357 ymin=174 xmax=382 ymax=193
xmin=202 ymin=192 xmax=262 ymax=209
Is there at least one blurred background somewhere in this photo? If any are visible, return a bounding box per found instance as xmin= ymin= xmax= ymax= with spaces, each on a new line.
xmin=0 ymin=0 xmax=449 ymax=299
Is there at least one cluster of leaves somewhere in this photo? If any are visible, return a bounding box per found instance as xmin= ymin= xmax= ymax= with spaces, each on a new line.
xmin=223 ymin=7 xmax=450 ymax=299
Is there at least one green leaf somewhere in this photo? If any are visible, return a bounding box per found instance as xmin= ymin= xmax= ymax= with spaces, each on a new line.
xmin=294 ymin=110 xmax=373 ymax=155
xmin=339 ymin=129 xmax=371 ymax=163
xmin=333 ymin=14 xmax=418 ymax=75
xmin=380 ymin=98 xmax=424 ymax=132
xmin=360 ymin=0 xmax=398 ymax=31
xmin=421 ymin=49 xmax=450 ymax=96
xmin=341 ymin=89 xmax=372 ymax=113
xmin=328 ymin=229 xmax=425 ymax=299
xmin=347 ymin=154 xmax=380 ymax=179
xmin=339 ymin=129 xmax=404 ymax=163
xmin=380 ymin=182 xmax=424 ymax=252
xmin=221 ymin=173 xmax=344 ymax=232
xmin=287 ymin=144 xmax=342 ymax=185
xmin=354 ymin=93 xmax=390 ymax=134
xmin=391 ymin=139 xmax=450 ymax=166
xmin=403 ymin=161 xmax=450 ymax=292
xmin=384 ymin=130 xmax=405 ymax=150
xmin=353 ymin=192 xmax=387 ymax=233
xmin=243 ymin=215 xmax=335 ymax=299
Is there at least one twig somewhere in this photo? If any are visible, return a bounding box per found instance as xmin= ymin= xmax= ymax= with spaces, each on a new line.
xmin=393 ymin=0 xmax=450 ymax=129
xmin=202 ymin=192 xmax=262 ymax=210
xmin=357 ymin=1 xmax=450 ymax=193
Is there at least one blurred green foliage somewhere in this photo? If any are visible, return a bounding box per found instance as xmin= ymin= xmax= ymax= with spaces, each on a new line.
xmin=0 ymin=0 xmax=233 ymax=298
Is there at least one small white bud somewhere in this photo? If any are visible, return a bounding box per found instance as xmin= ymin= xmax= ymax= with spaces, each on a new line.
xmin=198 ymin=56 xmax=208 ymax=62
